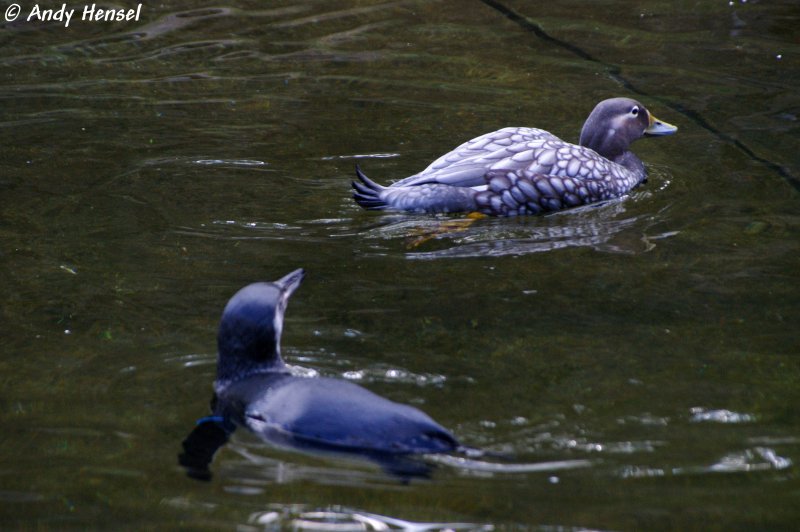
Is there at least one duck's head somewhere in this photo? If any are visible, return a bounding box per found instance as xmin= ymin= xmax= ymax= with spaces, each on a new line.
xmin=215 ymin=269 xmax=305 ymax=385
xmin=579 ymin=97 xmax=677 ymax=162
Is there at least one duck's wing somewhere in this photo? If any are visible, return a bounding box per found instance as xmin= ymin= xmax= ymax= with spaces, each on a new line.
xmin=391 ymin=127 xmax=560 ymax=188
xmin=473 ymin=148 xmax=630 ymax=216
xmin=353 ymin=137 xmax=615 ymax=213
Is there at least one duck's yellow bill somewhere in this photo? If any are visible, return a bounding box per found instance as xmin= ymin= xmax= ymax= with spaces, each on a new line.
xmin=645 ymin=113 xmax=678 ymax=136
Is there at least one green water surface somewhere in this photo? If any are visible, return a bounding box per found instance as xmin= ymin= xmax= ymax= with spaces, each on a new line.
xmin=1 ymin=0 xmax=799 ymax=529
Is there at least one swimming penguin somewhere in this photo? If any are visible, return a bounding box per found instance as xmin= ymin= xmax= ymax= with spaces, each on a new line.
xmin=179 ymin=269 xmax=460 ymax=479
xmin=352 ymin=97 xmax=677 ymax=215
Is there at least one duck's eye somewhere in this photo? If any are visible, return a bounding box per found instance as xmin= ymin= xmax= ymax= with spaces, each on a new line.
xmin=630 ymin=106 xmax=639 ymax=116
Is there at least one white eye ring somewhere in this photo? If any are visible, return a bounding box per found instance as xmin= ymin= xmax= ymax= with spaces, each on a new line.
xmin=630 ymin=106 xmax=639 ymax=116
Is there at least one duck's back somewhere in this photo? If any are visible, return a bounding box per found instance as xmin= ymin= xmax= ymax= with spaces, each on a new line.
xmin=390 ymin=127 xmax=618 ymax=189
xmin=223 ymin=375 xmax=458 ymax=455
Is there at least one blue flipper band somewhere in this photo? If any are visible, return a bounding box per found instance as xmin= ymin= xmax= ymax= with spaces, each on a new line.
xmin=196 ymin=415 xmax=225 ymax=426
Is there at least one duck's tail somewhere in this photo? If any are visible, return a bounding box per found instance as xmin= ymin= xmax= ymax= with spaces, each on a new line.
xmin=352 ymin=165 xmax=388 ymax=210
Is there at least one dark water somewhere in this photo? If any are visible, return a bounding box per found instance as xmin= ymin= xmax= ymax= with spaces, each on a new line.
xmin=2 ymin=0 xmax=799 ymax=529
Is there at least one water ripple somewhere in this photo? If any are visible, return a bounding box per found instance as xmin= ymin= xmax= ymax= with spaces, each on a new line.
xmin=690 ymin=407 xmax=757 ymax=424
xmin=342 ymin=366 xmax=447 ymax=387
xmin=428 ymin=454 xmax=592 ymax=475
xmin=247 ymin=505 xmax=492 ymax=531
xmin=142 ymin=155 xmax=271 ymax=168
xmin=706 ymin=447 xmax=792 ymax=473
xmin=269 ymin=1 xmax=415 ymax=29
xmin=620 ymin=447 xmax=792 ymax=479
xmin=97 ymin=39 xmax=247 ymax=63
xmin=192 ymin=158 xmax=268 ymax=167
xmin=322 ymin=152 xmax=401 ymax=160
xmin=0 ymin=490 xmax=45 ymax=503
xmin=48 ymin=6 xmax=309 ymax=64
xmin=55 ymin=8 xmax=236 ymax=54
xmin=163 ymin=352 xmax=215 ymax=368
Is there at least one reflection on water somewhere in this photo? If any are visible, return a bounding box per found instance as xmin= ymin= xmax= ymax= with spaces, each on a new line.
xmin=171 ymin=195 xmax=678 ymax=259
xmin=214 ymin=437 xmax=424 ymax=490
xmin=360 ymin=197 xmax=676 ymax=259
xmin=186 ymin=425 xmax=593 ymax=489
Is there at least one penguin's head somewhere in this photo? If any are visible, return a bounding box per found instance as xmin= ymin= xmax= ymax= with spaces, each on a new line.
xmin=215 ymin=269 xmax=305 ymax=385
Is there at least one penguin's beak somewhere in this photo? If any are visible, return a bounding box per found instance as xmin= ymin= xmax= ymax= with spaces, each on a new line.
xmin=275 ymin=268 xmax=305 ymax=300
